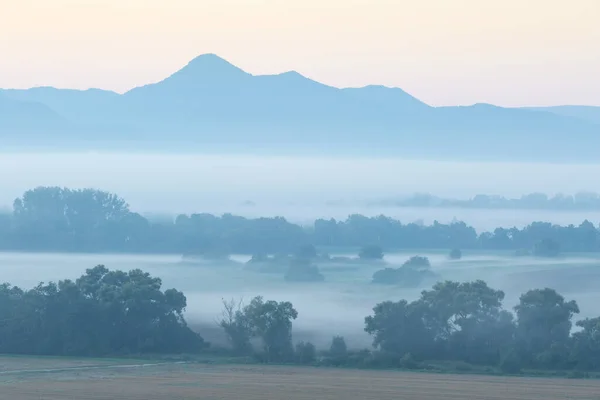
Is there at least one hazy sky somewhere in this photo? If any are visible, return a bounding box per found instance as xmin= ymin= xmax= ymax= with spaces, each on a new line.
xmin=1 ymin=0 xmax=599 ymax=106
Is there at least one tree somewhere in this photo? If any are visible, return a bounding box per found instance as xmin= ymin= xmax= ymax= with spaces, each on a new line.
xmin=242 ymin=296 xmax=298 ymax=361
xmin=514 ymin=288 xmax=579 ymax=368
xmin=329 ymin=336 xmax=348 ymax=360
xmin=364 ymin=300 xmax=432 ymax=359
xmin=359 ymin=245 xmax=384 ymax=260
xmin=218 ymin=298 xmax=252 ymax=354
xmin=570 ymin=317 xmax=600 ymax=370
xmin=417 ymin=280 xmax=514 ymax=364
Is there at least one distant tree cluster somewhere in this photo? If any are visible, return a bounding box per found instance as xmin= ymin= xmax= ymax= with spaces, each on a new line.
xmin=0 ymin=266 xmax=205 ymax=356
xmin=0 ymin=187 xmax=599 ymax=255
xmin=372 ymin=256 xmax=436 ymax=287
xmin=378 ymin=191 xmax=600 ymax=211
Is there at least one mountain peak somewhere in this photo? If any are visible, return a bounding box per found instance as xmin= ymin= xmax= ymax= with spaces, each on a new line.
xmin=176 ymin=53 xmax=250 ymax=80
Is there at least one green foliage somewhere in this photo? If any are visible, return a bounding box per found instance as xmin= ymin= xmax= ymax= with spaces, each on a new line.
xmin=570 ymin=317 xmax=600 ymax=370
xmin=514 ymin=288 xmax=579 ymax=368
xmin=365 ymin=299 xmax=432 ymax=359
xmin=0 ymin=266 xmax=205 ymax=356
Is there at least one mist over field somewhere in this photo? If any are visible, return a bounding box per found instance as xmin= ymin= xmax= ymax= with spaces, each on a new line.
xmin=2 ymin=152 xmax=600 ymax=230
xmin=3 ymin=250 xmax=600 ymax=349
xmin=3 ymin=151 xmax=600 ymax=355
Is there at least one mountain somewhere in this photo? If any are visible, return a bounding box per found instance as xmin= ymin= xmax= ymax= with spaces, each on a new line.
xmin=526 ymin=106 xmax=600 ymax=125
xmin=1 ymin=54 xmax=599 ymax=161
xmin=0 ymin=92 xmax=68 ymax=137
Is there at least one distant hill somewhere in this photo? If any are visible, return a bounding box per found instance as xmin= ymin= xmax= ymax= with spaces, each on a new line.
xmin=526 ymin=106 xmax=600 ymax=125
xmin=1 ymin=54 xmax=599 ymax=161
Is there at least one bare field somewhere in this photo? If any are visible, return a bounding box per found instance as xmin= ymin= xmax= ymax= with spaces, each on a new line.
xmin=1 ymin=358 xmax=599 ymax=400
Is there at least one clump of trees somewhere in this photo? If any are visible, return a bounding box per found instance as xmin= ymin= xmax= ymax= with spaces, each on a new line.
xmin=219 ymin=296 xmax=298 ymax=361
xmin=0 ymin=266 xmax=205 ymax=356
xmin=363 ymin=280 xmax=600 ymax=372
xmin=372 ymin=256 xmax=436 ymax=287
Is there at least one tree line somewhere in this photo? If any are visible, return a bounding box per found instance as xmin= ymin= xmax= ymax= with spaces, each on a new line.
xmin=219 ymin=280 xmax=600 ymax=374
xmin=0 ymin=266 xmax=205 ymax=356
xmin=375 ymin=191 xmax=600 ymax=211
xmin=0 ymin=186 xmax=598 ymax=254
xmin=3 ymin=263 xmax=600 ymax=375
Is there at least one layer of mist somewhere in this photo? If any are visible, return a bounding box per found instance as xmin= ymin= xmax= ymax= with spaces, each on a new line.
xmin=3 ymin=251 xmax=600 ymax=349
xmin=2 ymin=153 xmax=600 ymax=231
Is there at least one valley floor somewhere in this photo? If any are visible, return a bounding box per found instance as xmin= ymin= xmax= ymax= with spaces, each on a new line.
xmin=1 ymin=356 xmax=599 ymax=400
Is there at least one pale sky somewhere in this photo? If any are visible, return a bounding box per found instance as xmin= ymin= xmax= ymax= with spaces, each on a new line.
xmin=1 ymin=0 xmax=599 ymax=106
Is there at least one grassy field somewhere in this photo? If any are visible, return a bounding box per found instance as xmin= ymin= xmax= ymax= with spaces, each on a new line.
xmin=1 ymin=357 xmax=600 ymax=400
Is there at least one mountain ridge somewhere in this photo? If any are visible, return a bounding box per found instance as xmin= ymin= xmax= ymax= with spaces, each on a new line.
xmin=1 ymin=54 xmax=599 ymax=161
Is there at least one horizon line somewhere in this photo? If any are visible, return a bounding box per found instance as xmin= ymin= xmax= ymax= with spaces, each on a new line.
xmin=1 ymin=53 xmax=599 ymax=109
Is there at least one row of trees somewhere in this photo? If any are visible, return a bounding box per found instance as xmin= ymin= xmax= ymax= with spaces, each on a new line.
xmin=0 ymin=187 xmax=599 ymax=254
xmin=0 ymin=266 xmax=205 ymax=356
xmin=2 ymin=262 xmax=600 ymax=374
xmin=218 ymin=281 xmax=600 ymax=373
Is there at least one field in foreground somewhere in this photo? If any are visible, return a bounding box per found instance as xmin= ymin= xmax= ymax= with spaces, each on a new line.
xmin=1 ymin=357 xmax=600 ymax=400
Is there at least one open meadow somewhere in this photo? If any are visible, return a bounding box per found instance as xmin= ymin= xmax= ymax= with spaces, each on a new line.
xmin=1 ymin=357 xmax=599 ymax=400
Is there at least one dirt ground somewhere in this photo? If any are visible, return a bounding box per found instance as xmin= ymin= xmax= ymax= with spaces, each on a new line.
xmin=1 ymin=357 xmax=600 ymax=400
